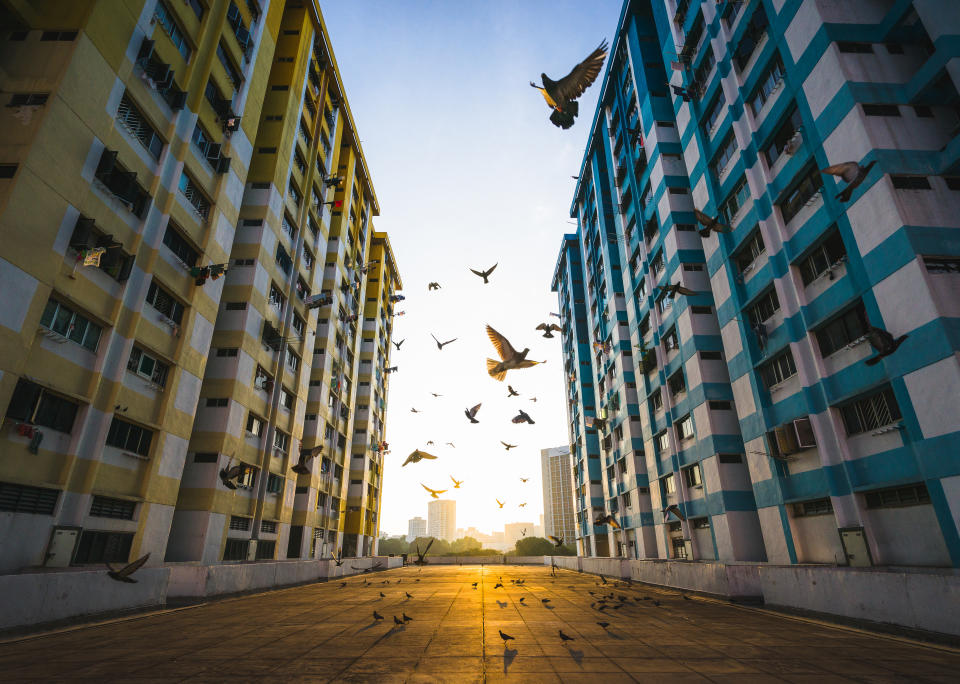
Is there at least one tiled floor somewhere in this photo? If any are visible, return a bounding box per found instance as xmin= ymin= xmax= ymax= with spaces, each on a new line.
xmin=0 ymin=565 xmax=957 ymax=682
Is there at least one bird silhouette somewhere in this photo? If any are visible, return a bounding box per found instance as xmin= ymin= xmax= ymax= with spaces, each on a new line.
xmin=499 ymin=629 xmax=515 ymax=645
xmin=393 ymin=338 xmax=405 ymax=350
xmin=512 ymin=410 xmax=535 ymax=424
xmin=693 ymin=208 xmax=732 ymax=238
xmin=494 ymin=582 xmax=504 ymax=588
xmin=531 ymin=41 xmax=608 ymax=129
xmin=430 ymin=392 xmax=442 ymax=398
xmin=521 ymin=528 xmax=527 ymax=536
xmin=106 ymin=552 xmax=150 ymax=583
xmin=385 ymin=366 xmax=398 ymax=373
xmin=821 ymin=160 xmax=876 ymax=202
xmin=410 ymin=407 xmax=420 ymax=414
xmin=536 ymin=323 xmax=562 ymax=338
xmin=373 ymin=610 xmax=384 ymax=621
xmin=380 ymin=591 xmax=386 ymax=598
xmin=331 ymin=550 xmax=344 ymax=566
xmin=465 ymin=403 xmax=481 ymax=423
xmin=548 ymin=535 xmax=564 ymax=548
xmin=507 ymin=385 xmax=520 ymax=397
xmin=470 ymin=263 xmax=498 ymax=283
xmin=446 ymin=441 xmax=456 ymax=448
xmin=291 ymin=445 xmax=321 ymax=475
xmin=486 ymin=325 xmax=543 ymax=381
xmin=594 ymin=513 xmax=621 ymax=530
xmin=519 ymin=502 xmax=527 ymax=508
xmin=496 ymin=499 xmax=505 ymax=509
xmin=597 ymin=621 xmax=610 ymax=630
xmin=663 ymin=503 xmax=687 ymax=521
xmin=450 ymin=476 xmax=463 ymax=488
xmin=472 ymin=581 xmax=479 ymax=588
xmin=501 ymin=442 xmax=517 ymax=450
xmin=864 ymin=325 xmax=908 ymax=366
xmin=393 ymin=615 xmax=403 ymax=625
xmin=402 ymin=613 xmax=412 ymax=622
xmin=405 ymin=592 xmax=413 ymax=599
xmin=219 ymin=460 xmax=242 ymax=489
xmin=520 ymin=477 xmax=528 ymax=482
xmin=519 ymin=596 xmax=526 ymax=603
xmin=413 ymin=538 xmax=434 ymax=565
xmin=542 ymin=598 xmax=551 ymax=604
xmin=421 ymin=483 xmax=447 ymax=499
xmin=426 ymin=440 xmax=435 ymax=445
xmin=529 ymin=397 xmax=537 ymax=402
xmin=428 ymin=282 xmax=441 ymax=290
xmin=432 ymin=333 xmax=457 ymax=350
xmin=403 ymin=450 xmax=437 ymax=466
xmin=657 ymin=283 xmax=698 ymax=297
xmin=559 ymin=629 xmax=575 ymax=642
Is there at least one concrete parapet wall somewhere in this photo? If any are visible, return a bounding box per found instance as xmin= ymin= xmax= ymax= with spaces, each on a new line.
xmin=629 ymin=560 xmax=762 ymax=600
xmin=550 ymin=556 xmax=582 ymax=571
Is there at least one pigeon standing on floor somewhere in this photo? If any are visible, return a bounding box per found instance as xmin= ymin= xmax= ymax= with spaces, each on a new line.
xmin=499 ymin=630 xmax=515 ymax=645
xmin=485 ymin=325 xmax=543 ymax=381
xmin=106 ymin=553 xmax=150 ymax=583
xmin=470 ymin=263 xmax=498 ymax=283
xmin=821 ymin=160 xmax=876 ymax=202
xmin=559 ymin=629 xmax=575 ymax=642
xmin=531 ymin=41 xmax=608 ymax=129
xmin=373 ymin=611 xmax=384 ymax=621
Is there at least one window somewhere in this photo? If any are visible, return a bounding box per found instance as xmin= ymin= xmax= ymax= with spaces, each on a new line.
xmin=116 ymin=93 xmax=163 ymax=159
xmin=733 ymin=4 xmax=768 ymax=71
xmin=127 ymin=346 xmax=170 ymax=387
xmin=274 ymin=429 xmax=290 ymax=453
xmin=720 ymin=176 xmax=750 ymax=223
xmin=691 ymin=305 xmax=712 ymax=314
xmin=74 ymin=531 xmax=133 ymax=564
xmin=40 ymin=31 xmax=78 ymax=41
xmin=146 ymin=281 xmax=184 ymax=324
xmin=840 ymin=386 xmax=901 ymax=435
xmin=865 ymin=483 xmax=930 ymax=509
xmin=748 ymin=55 xmax=785 ymax=114
xmin=90 ymin=496 xmax=136 ymax=520
xmin=793 ymin=498 xmax=833 ymax=517
xmin=6 ymin=379 xmax=79 ymax=433
xmin=656 ymin=431 xmax=670 ymax=454
xmin=838 ymin=42 xmax=872 ymax=53
xmin=266 ymin=473 xmax=284 ymax=494
xmin=256 ymin=540 xmax=276 ymax=559
xmin=663 ymin=472 xmax=676 ymax=494
xmin=279 ymin=389 xmax=293 ymax=410
xmin=226 ymin=2 xmax=251 ymax=51
xmin=718 ymin=453 xmax=743 ymax=464
xmin=205 ymin=397 xmax=228 ymax=407
xmin=246 ymin=413 xmax=264 ymax=436
xmin=683 ymin=463 xmax=702 ymax=487
xmin=94 ymin=149 xmax=150 ymax=217
xmin=0 ymin=481 xmax=59 ymax=515
xmin=764 ymin=107 xmax=802 ymax=167
xmin=799 ymin=229 xmax=847 ymax=285
xmin=223 ymin=539 xmax=248 ymax=561
xmin=815 ymin=304 xmax=868 ymax=357
xmin=712 ymin=132 xmax=737 ymax=178
xmin=923 ymin=256 xmax=960 ymax=274
xmin=153 ymin=1 xmax=192 ymax=60
xmin=703 ymin=95 xmax=724 ymax=132
xmin=229 ymin=515 xmax=251 ymax=531
xmin=701 ymin=350 xmax=723 ymax=360
xmin=162 ymin=221 xmax=198 ymax=267
xmin=650 ymin=251 xmax=665 ymax=276
xmin=292 ymin=315 xmax=305 ymax=337
xmin=734 ymin=228 xmax=765 ymax=273
xmin=194 ymin=452 xmax=218 ymax=463
xmin=692 ymin=517 xmax=710 ymax=529
xmin=676 ymin=414 xmax=694 ymax=441
xmin=8 ymin=93 xmax=49 ymax=107
xmin=178 ymin=171 xmax=211 ymax=221
xmin=863 ymin=104 xmax=900 ymax=117
xmin=0 ymin=164 xmax=18 ymax=179
xmin=672 ymin=537 xmax=688 ymax=558
xmin=225 ymin=302 xmax=246 ymax=311
xmin=709 ymin=400 xmax=732 ymax=410
xmin=40 ymin=298 xmax=103 ymax=351
xmin=106 ymin=417 xmax=154 ymax=457
xmin=276 ymin=244 xmax=293 ymax=275
xmin=779 ymin=166 xmax=823 ymax=224
xmin=668 ymin=370 xmax=686 ymax=397
xmin=185 ymin=0 xmax=204 ymax=20
xmin=747 ymin=288 xmax=780 ymax=325
xmin=760 ymin=348 xmax=797 ymax=388
xmin=663 ymin=327 xmax=679 ymax=351
xmin=216 ymin=347 xmax=238 ymax=357
xmin=891 ymin=175 xmax=931 ymax=190
xmin=216 ymin=42 xmax=243 ymax=90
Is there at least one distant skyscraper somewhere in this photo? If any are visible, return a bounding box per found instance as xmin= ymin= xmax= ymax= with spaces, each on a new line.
xmin=541 ymin=446 xmax=576 ymax=545
xmin=407 ymin=517 xmax=426 ymax=542
xmin=504 ymin=522 xmax=535 ymax=550
xmin=427 ymin=500 xmax=456 ymax=541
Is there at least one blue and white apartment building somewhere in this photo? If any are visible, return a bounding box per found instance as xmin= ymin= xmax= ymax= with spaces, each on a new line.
xmin=553 ymin=0 xmax=960 ymax=567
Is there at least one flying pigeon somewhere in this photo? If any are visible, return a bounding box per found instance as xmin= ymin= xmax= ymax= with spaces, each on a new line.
xmin=821 ymin=160 xmax=876 ymax=202
xmin=864 ymin=325 xmax=908 ymax=366
xmin=421 ymin=483 xmax=447 ymax=499
xmin=520 ymin=477 xmax=528 ymax=482
xmin=530 ymin=40 xmax=608 ymax=129
xmin=663 ymin=503 xmax=687 ymax=521
xmin=385 ymin=366 xmax=398 ymax=373
xmin=450 ymin=476 xmax=463 ymax=488
xmin=496 ymin=499 xmax=505 ymax=509
xmin=428 ymin=282 xmax=441 ymax=290
xmin=519 ymin=502 xmax=527 ymax=508
xmin=512 ymin=410 xmax=535 ymax=424
xmin=529 ymin=397 xmax=537 ymax=402
xmin=219 ymin=461 xmax=242 ymax=489
xmin=536 ymin=323 xmax=562 ymax=338
xmin=548 ymin=535 xmax=564 ymax=548
xmin=693 ymin=209 xmax=732 ymax=238
xmin=291 ymin=445 xmax=321 ymax=475
xmin=431 ymin=333 xmax=457 ymax=350
xmin=657 ymin=283 xmax=698 ymax=297
xmin=403 ymin=450 xmax=437 ymax=466
xmin=470 ymin=263 xmax=498 ymax=283
xmin=413 ymin=538 xmax=434 ymax=565
xmin=430 ymin=392 xmax=442 ymax=398
xmin=521 ymin=528 xmax=527 ymax=536
xmin=393 ymin=338 xmax=405 ymax=350
xmin=507 ymin=385 xmax=520 ymax=397
xmin=594 ymin=513 xmax=621 ymax=530
xmin=486 ymin=324 xmax=543 ymax=381
xmin=426 ymin=440 xmax=435 ymax=445
xmin=445 ymin=441 xmax=455 ymax=448
xmin=410 ymin=407 xmax=420 ymax=413
xmin=501 ymin=442 xmax=517 ymax=450
xmin=465 ymin=403 xmax=481 ymax=423
xmin=331 ymin=550 xmax=344 ymax=566
xmin=106 ymin=553 xmax=150 ymax=583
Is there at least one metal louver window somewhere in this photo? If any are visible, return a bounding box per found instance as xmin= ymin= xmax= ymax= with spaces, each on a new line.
xmin=0 ymin=481 xmax=60 ymax=515
xmin=229 ymin=515 xmax=251 ymax=531
xmin=89 ymin=495 xmax=136 ymax=520
xmin=841 ymin=387 xmax=902 ymax=435
xmin=116 ymin=93 xmax=164 ymax=159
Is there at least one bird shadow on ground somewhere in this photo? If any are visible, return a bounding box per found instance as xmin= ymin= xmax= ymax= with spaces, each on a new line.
xmin=607 ymin=630 xmax=624 ymax=640
xmin=496 ymin=600 xmax=507 ymax=608
xmin=567 ymin=647 xmax=584 ymax=666
xmin=357 ymin=620 xmax=382 ymax=633
xmin=503 ymin=646 xmax=518 ymax=673
xmin=544 ymin=605 xmax=555 ymax=610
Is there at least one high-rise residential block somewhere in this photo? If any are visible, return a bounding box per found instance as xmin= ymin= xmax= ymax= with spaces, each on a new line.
xmin=540 ymin=446 xmax=577 ymax=548
xmin=407 ymin=516 xmax=426 ymax=542
xmin=553 ymin=0 xmax=960 ymax=568
xmin=427 ymin=499 xmax=455 ymax=542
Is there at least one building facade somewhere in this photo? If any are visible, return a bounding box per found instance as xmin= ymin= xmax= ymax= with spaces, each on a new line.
xmin=504 ymin=521 xmax=535 ymax=550
xmin=0 ymin=0 xmax=401 ymax=573
xmin=540 ymin=446 xmax=577 ymax=548
xmin=407 ymin=516 xmax=425 ymax=542
xmin=427 ymin=499 xmax=455 ymax=542
xmin=553 ymin=0 xmax=960 ymax=568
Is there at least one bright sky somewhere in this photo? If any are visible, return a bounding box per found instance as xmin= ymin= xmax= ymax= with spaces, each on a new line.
xmin=321 ymin=0 xmax=622 ymax=537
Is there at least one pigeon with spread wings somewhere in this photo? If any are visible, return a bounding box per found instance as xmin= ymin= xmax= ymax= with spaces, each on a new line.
xmin=594 ymin=513 xmax=621 ymax=530
xmin=292 ymin=445 xmax=321 ymax=475
xmin=465 ymin=403 xmax=481 ymax=423
xmin=470 ymin=263 xmax=497 ymax=284
xmin=106 ymin=552 xmax=150 ymax=583
xmin=219 ymin=460 xmax=242 ymax=489
xmin=450 ymin=476 xmax=463 ymax=488
xmin=693 ymin=209 xmax=732 ymax=238
xmin=501 ymin=441 xmax=518 ymax=451
xmin=486 ymin=325 xmax=542 ymax=381
xmin=821 ymin=161 xmax=876 ymax=202
xmin=413 ymin=538 xmax=434 ymax=565
xmin=864 ymin=326 xmax=908 ymax=366
xmin=657 ymin=283 xmax=698 ymax=298
xmin=496 ymin=499 xmax=505 ymax=509
xmin=392 ymin=338 xmax=405 ymax=350
xmin=536 ymin=323 xmax=562 ymax=338
xmin=507 ymin=385 xmax=520 ymax=397
xmin=531 ymin=41 xmax=608 ymax=129
xmin=548 ymin=535 xmax=564 ymax=548
xmin=512 ymin=410 xmax=535 ymax=424
xmin=421 ymin=483 xmax=447 ymax=499
xmin=403 ymin=449 xmax=437 ymax=467
xmin=428 ymin=282 xmax=441 ymax=290
xmin=432 ymin=333 xmax=457 ymax=350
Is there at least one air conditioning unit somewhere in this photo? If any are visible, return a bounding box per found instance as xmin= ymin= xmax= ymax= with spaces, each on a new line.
xmin=774 ymin=424 xmax=799 ymax=456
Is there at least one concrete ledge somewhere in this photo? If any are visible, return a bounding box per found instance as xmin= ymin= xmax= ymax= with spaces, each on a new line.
xmin=629 ymin=560 xmax=762 ymax=602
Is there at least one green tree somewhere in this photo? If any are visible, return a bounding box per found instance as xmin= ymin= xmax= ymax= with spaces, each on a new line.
xmin=450 ymin=536 xmax=481 ymax=553
xmin=377 ymin=536 xmax=408 ymax=555
xmin=410 ymin=536 xmax=450 ymax=556
xmin=515 ymin=536 xmax=557 ymax=555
